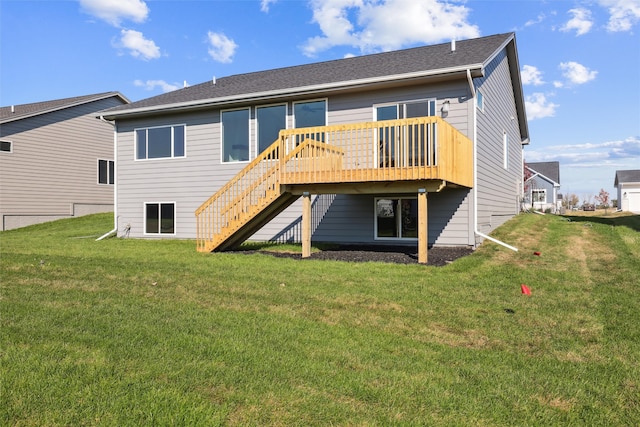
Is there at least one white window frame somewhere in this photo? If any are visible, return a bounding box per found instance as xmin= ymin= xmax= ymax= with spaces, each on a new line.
xmin=221 ymin=107 xmax=251 ymax=164
xmin=292 ymin=98 xmax=328 ymax=129
xmin=532 ymin=189 xmax=547 ymax=203
xmin=97 ymin=159 xmax=114 ymax=185
xmin=0 ymin=140 xmax=12 ymax=153
xmin=143 ymin=202 xmax=176 ymax=235
xmin=476 ymin=89 xmax=484 ymax=112
xmin=256 ymin=103 xmax=288 ymax=156
xmin=503 ymin=131 xmax=508 ymax=169
xmin=135 ymin=124 xmax=186 ymax=161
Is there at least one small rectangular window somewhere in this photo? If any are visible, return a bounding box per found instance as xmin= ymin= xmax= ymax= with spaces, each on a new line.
xmin=135 ymin=125 xmax=186 ymax=160
xmin=503 ymin=132 xmax=508 ymax=169
xmin=0 ymin=140 xmax=12 ymax=153
xmin=145 ymin=202 xmax=175 ymax=234
xmin=98 ymin=159 xmax=115 ymax=185
xmin=476 ymin=90 xmax=484 ymax=112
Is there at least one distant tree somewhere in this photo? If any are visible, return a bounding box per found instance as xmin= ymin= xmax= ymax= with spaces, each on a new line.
xmin=595 ymin=188 xmax=610 ymax=214
xmin=563 ymin=193 xmax=579 ymax=210
xmin=523 ymin=161 xmax=534 ymax=209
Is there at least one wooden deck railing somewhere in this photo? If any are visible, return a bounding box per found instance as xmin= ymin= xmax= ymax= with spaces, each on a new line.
xmin=196 ymin=116 xmax=472 ymax=252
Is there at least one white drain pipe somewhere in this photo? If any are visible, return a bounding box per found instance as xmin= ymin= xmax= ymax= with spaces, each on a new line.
xmin=467 ymin=69 xmax=518 ymax=252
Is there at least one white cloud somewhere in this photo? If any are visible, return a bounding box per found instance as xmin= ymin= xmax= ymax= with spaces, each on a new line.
xmin=560 ymin=8 xmax=593 ymax=36
xmin=79 ymin=0 xmax=149 ymax=27
xmin=118 ymin=29 xmax=160 ymax=60
xmin=559 ymin=61 xmax=597 ymax=85
xmin=134 ymin=79 xmax=181 ymax=93
xmin=521 ymin=65 xmax=544 ymax=86
xmin=525 ymin=13 xmax=546 ymax=27
xmin=525 ymin=136 xmax=640 ymax=164
xmin=302 ymin=0 xmax=480 ymax=56
xmin=207 ymin=31 xmax=238 ymax=63
xmin=598 ymin=0 xmax=640 ymax=32
xmin=525 ymin=93 xmax=558 ymax=120
xmin=261 ymin=0 xmax=278 ymax=12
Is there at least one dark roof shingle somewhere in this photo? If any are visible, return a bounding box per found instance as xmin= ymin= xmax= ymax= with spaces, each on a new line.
xmin=527 ymin=161 xmax=560 ymax=184
xmin=0 ymin=92 xmax=128 ymax=124
xmin=105 ymin=33 xmax=514 ymax=115
xmin=614 ymin=169 xmax=640 ymax=186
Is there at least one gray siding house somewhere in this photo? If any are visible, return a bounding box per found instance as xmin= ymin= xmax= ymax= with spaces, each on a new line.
xmin=102 ymin=33 xmax=529 ymax=262
xmin=0 ymin=92 xmax=129 ymax=230
xmin=524 ymin=161 xmax=561 ymax=212
xmin=614 ymin=170 xmax=640 ymax=213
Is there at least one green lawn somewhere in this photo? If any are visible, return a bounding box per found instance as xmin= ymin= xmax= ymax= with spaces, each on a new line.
xmin=1 ymin=212 xmax=639 ymax=426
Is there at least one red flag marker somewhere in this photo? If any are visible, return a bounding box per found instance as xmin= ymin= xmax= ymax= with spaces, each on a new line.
xmin=521 ymin=284 xmax=531 ymax=295
xmin=533 ymin=251 xmax=541 ymax=256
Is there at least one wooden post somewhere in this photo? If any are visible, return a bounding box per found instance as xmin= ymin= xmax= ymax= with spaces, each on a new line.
xmin=418 ymin=188 xmax=428 ymax=264
xmin=302 ymin=192 xmax=311 ymax=258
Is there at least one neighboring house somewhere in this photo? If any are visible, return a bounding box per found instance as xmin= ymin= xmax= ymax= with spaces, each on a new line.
xmin=101 ymin=32 xmax=529 ymax=263
xmin=0 ymin=92 xmax=129 ymax=230
xmin=524 ymin=161 xmax=561 ymax=212
xmin=614 ymin=170 xmax=640 ymax=213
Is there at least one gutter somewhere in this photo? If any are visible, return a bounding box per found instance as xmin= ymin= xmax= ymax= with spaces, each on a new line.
xmin=467 ymin=69 xmax=518 ymax=252
xmin=96 ymin=115 xmax=118 ymax=241
xmin=102 ymin=65 xmax=485 ymax=120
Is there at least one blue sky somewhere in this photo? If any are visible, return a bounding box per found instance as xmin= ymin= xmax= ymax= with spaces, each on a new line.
xmin=1 ymin=0 xmax=639 ymax=201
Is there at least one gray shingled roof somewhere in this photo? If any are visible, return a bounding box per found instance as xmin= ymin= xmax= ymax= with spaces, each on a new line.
xmin=527 ymin=161 xmax=560 ymax=184
xmin=0 ymin=92 xmax=128 ymax=124
xmin=104 ymin=33 xmax=515 ymax=117
xmin=614 ymin=169 xmax=640 ymax=186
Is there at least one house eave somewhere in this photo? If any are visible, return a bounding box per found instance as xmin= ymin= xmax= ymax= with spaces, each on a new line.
xmin=101 ymin=65 xmax=485 ymax=121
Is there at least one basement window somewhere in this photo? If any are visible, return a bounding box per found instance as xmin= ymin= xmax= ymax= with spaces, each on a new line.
xmin=145 ymin=202 xmax=175 ymax=235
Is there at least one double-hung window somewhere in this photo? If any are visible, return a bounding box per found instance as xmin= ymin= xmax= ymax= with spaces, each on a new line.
xmin=136 ymin=124 xmax=185 ymax=160
xmin=222 ymin=108 xmax=250 ymax=162
xmin=98 ymin=159 xmax=114 ymax=185
xmin=145 ymin=202 xmax=175 ymax=234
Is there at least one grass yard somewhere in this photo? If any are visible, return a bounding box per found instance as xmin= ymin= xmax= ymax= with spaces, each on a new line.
xmin=1 ymin=211 xmax=639 ymax=426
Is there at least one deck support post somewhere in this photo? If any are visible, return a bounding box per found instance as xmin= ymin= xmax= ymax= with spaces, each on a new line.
xmin=418 ymin=188 xmax=428 ymax=264
xmin=302 ymin=192 xmax=311 ymax=258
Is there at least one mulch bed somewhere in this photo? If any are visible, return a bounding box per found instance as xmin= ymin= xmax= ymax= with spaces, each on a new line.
xmin=233 ymin=245 xmax=474 ymax=266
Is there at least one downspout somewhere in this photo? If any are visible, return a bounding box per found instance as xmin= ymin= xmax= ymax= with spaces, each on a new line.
xmin=467 ymin=69 xmax=518 ymax=252
xmin=96 ymin=115 xmax=118 ymax=241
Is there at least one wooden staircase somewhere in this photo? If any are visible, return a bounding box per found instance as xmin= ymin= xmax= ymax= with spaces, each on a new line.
xmin=195 ymin=137 xmax=344 ymax=252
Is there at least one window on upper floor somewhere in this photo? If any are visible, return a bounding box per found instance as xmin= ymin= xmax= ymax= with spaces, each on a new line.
xmin=257 ymin=104 xmax=287 ymax=154
xmin=222 ymin=108 xmax=250 ymax=163
xmin=476 ymin=90 xmax=484 ymax=112
xmin=98 ymin=159 xmax=114 ymax=185
xmin=503 ymin=132 xmax=508 ymax=169
xmin=145 ymin=202 xmax=175 ymax=235
xmin=135 ymin=125 xmax=185 ymax=160
xmin=0 ymin=140 xmax=12 ymax=153
xmin=293 ymin=100 xmax=327 ymax=144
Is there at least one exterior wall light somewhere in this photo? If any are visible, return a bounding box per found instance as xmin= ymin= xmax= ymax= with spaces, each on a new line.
xmin=441 ymin=100 xmax=450 ymax=115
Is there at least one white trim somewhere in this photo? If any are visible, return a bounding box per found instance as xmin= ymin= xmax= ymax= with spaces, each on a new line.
xmin=0 ymin=139 xmax=12 ymax=153
xmin=255 ymin=102 xmax=288 ymax=156
xmin=134 ymin=123 xmax=187 ymax=161
xmin=143 ymin=201 xmax=177 ymax=236
xmin=503 ymin=131 xmax=508 ymax=169
xmin=102 ymin=67 xmax=484 ymax=120
xmin=220 ymin=107 xmax=251 ymax=164
xmin=292 ymin=98 xmax=328 ymax=128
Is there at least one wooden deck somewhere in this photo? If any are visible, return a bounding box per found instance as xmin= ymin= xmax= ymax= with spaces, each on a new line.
xmin=196 ymin=116 xmax=473 ymax=261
